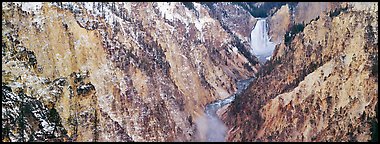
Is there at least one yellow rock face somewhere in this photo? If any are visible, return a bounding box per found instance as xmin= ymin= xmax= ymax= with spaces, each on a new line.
xmin=268 ymin=4 xmax=291 ymax=44
xmin=294 ymin=2 xmax=341 ymax=25
xmin=2 ymin=2 xmax=258 ymax=142
xmin=223 ymin=3 xmax=378 ymax=142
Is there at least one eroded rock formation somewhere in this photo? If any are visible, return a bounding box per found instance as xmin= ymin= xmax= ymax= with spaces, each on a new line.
xmin=2 ymin=2 xmax=378 ymax=142
xmin=2 ymin=2 xmax=261 ymax=142
xmin=222 ymin=2 xmax=378 ymax=142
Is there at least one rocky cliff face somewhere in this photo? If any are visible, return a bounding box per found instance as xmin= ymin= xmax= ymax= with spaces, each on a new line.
xmin=267 ymin=4 xmax=291 ymax=44
xmin=222 ymin=2 xmax=378 ymax=142
xmin=2 ymin=2 xmax=260 ymax=142
xmin=2 ymin=2 xmax=377 ymax=142
xmin=293 ymin=2 xmax=341 ymax=25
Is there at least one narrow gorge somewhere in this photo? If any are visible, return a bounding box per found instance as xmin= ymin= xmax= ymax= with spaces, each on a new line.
xmin=2 ymin=2 xmax=378 ymax=142
xmin=202 ymin=16 xmax=275 ymax=141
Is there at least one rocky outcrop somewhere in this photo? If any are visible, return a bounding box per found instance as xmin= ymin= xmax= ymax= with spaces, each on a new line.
xmin=203 ymin=3 xmax=257 ymax=43
xmin=222 ymin=2 xmax=378 ymax=142
xmin=2 ymin=2 xmax=259 ymax=142
xmin=267 ymin=4 xmax=291 ymax=44
xmin=294 ymin=2 xmax=341 ymax=25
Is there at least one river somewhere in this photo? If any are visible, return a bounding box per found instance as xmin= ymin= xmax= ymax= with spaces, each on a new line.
xmin=204 ymin=78 xmax=255 ymax=142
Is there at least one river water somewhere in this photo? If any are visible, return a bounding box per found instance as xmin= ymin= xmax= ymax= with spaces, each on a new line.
xmin=204 ymin=78 xmax=255 ymax=142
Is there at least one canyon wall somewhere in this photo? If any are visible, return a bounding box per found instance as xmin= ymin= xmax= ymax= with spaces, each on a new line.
xmin=223 ymin=2 xmax=378 ymax=142
xmin=2 ymin=2 xmax=259 ymax=142
xmin=3 ymin=2 xmax=377 ymax=142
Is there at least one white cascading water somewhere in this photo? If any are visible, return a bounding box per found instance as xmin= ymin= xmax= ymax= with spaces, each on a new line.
xmin=250 ymin=18 xmax=276 ymax=63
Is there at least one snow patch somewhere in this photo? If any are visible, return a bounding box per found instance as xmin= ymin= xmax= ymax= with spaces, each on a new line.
xmin=231 ymin=46 xmax=239 ymax=54
xmin=157 ymin=2 xmax=194 ymax=27
xmin=83 ymin=2 xmax=94 ymax=12
xmin=20 ymin=2 xmax=43 ymax=13
xmin=157 ymin=2 xmax=175 ymax=21
xmin=192 ymin=2 xmax=215 ymax=42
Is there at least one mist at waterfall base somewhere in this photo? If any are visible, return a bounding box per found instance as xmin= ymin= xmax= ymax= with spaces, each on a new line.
xmin=250 ymin=18 xmax=276 ymax=63
xmin=194 ymin=113 xmax=228 ymax=142
xmin=194 ymin=78 xmax=254 ymax=142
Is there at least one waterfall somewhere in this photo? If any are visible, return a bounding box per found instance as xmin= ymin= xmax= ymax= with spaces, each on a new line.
xmin=250 ymin=18 xmax=276 ymax=63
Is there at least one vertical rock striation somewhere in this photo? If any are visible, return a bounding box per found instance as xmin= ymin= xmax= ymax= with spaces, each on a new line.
xmin=2 ymin=2 xmax=260 ymax=142
xmin=223 ymin=2 xmax=378 ymax=142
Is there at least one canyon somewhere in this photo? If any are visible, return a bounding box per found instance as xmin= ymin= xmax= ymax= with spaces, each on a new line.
xmin=2 ymin=2 xmax=378 ymax=142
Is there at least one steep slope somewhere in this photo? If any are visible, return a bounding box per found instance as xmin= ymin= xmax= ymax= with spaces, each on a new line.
xmin=222 ymin=2 xmax=378 ymax=142
xmin=2 ymin=2 xmax=259 ymax=142
xmin=294 ymin=2 xmax=341 ymax=25
xmin=267 ymin=4 xmax=291 ymax=45
xmin=4 ymin=2 xmax=377 ymax=142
